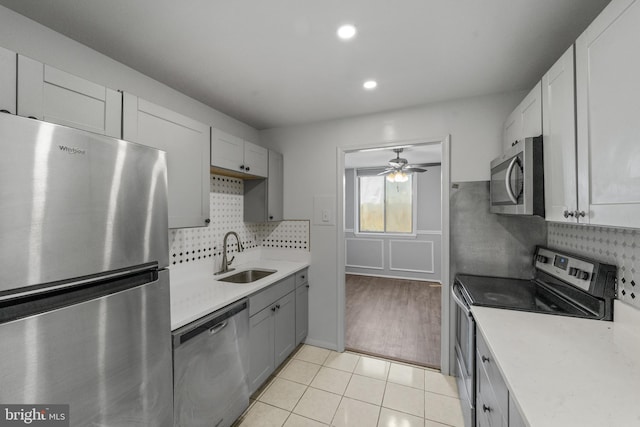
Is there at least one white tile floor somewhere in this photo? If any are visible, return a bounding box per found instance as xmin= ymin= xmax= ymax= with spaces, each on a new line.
xmin=234 ymin=345 xmax=464 ymax=427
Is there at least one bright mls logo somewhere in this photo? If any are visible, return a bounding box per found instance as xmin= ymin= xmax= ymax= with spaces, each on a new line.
xmin=58 ymin=145 xmax=86 ymax=155
xmin=0 ymin=405 xmax=69 ymax=427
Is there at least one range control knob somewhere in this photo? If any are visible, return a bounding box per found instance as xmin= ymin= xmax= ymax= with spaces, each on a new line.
xmin=578 ymin=271 xmax=590 ymax=280
xmin=568 ymin=267 xmax=577 ymax=276
xmin=537 ymin=255 xmax=549 ymax=264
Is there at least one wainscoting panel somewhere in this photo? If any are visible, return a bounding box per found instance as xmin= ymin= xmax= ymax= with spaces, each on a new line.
xmin=389 ymin=240 xmax=435 ymax=273
xmin=345 ymin=232 xmax=442 ymax=281
xmin=346 ymin=238 xmax=384 ymax=269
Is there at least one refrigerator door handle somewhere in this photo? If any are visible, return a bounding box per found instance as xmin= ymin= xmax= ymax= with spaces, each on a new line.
xmin=0 ymin=263 xmax=158 ymax=302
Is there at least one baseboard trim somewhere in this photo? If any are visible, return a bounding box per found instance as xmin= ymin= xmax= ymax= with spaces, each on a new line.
xmin=345 ymin=272 xmax=442 ymax=284
xmin=303 ymin=338 xmax=338 ymax=351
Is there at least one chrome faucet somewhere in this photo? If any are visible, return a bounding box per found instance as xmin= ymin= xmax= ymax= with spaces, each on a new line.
xmin=216 ymin=231 xmax=244 ymax=275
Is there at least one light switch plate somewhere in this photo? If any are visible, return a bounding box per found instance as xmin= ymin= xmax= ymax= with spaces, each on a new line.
xmin=313 ymin=195 xmax=335 ymax=226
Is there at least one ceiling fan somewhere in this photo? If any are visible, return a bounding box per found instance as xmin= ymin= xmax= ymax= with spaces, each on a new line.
xmin=377 ymin=148 xmax=430 ymax=182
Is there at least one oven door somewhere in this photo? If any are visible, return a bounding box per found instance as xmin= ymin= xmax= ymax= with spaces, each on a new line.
xmin=452 ymin=281 xmax=475 ymax=427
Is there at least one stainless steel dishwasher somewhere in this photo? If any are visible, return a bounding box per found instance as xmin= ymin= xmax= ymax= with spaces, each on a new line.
xmin=173 ymin=299 xmax=249 ymax=427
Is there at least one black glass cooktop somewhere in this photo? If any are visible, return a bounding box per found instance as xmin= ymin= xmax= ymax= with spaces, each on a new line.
xmin=455 ymin=274 xmax=594 ymax=317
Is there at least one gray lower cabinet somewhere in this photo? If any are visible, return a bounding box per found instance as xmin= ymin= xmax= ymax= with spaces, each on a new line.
xmin=295 ymin=269 xmax=309 ymax=346
xmin=248 ymin=274 xmax=297 ymax=395
xmin=249 ymin=304 xmax=275 ymax=394
xmin=476 ymin=329 xmax=528 ymax=427
xmin=274 ymin=291 xmax=296 ymax=367
xmin=508 ymin=396 xmax=527 ymax=427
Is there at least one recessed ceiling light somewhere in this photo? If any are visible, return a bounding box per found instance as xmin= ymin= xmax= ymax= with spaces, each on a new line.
xmin=337 ymin=24 xmax=357 ymax=40
xmin=363 ymin=80 xmax=377 ymax=90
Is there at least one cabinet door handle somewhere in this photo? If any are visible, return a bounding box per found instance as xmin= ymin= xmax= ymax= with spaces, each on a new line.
xmin=0 ymin=109 xmax=11 ymax=114
xmin=574 ymin=210 xmax=586 ymax=218
xmin=305 ymin=284 xmax=309 ymax=288
xmin=246 ymin=166 xmax=250 ymax=171
xmin=481 ymin=355 xmax=490 ymax=363
xmin=483 ymin=404 xmax=491 ymax=413
xmin=276 ymin=304 xmax=280 ymax=310
xmin=239 ymin=165 xmax=245 ymax=170
xmin=563 ymin=210 xmax=575 ymax=218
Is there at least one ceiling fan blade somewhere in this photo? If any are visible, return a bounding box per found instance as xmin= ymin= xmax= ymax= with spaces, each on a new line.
xmin=409 ymin=162 xmax=441 ymax=168
xmin=377 ymin=169 xmax=394 ymax=175
xmin=404 ymin=167 xmax=428 ymax=173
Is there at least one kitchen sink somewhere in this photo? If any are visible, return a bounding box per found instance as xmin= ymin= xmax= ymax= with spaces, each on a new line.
xmin=218 ymin=269 xmax=277 ymax=284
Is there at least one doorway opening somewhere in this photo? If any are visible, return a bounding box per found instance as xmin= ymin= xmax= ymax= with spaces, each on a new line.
xmin=336 ymin=137 xmax=451 ymax=371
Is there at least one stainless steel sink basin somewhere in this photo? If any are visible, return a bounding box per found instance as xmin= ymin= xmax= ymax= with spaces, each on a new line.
xmin=218 ymin=269 xmax=277 ymax=284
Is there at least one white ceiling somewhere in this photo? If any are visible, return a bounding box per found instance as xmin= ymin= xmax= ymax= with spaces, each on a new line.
xmin=0 ymin=0 xmax=610 ymax=130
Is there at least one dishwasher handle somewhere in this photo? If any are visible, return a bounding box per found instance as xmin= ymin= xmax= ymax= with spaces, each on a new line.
xmin=209 ymin=321 xmax=228 ymax=335
xmin=173 ymin=299 xmax=247 ymax=348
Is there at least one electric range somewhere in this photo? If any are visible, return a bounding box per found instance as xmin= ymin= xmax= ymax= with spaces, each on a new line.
xmin=454 ymin=246 xmax=617 ymax=320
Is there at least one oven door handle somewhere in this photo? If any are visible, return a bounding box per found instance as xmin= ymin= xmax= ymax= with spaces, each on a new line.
xmin=451 ymin=282 xmax=471 ymax=317
xmin=505 ymin=156 xmax=520 ymax=205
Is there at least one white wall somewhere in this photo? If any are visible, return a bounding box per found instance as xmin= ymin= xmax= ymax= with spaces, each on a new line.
xmin=0 ymin=5 xmax=259 ymax=141
xmin=260 ymin=91 xmax=523 ymax=349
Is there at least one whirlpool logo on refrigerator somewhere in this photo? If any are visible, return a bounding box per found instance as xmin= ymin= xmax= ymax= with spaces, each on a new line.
xmin=0 ymin=405 xmax=69 ymax=427
xmin=58 ymin=145 xmax=86 ymax=155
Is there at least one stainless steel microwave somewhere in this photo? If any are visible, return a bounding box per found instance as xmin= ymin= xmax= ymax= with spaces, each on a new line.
xmin=490 ymin=136 xmax=544 ymax=216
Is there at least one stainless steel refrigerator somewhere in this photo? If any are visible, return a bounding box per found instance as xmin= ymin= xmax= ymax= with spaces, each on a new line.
xmin=0 ymin=114 xmax=173 ymax=426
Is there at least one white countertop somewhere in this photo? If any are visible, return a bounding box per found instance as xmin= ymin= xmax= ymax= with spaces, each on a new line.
xmin=169 ymin=248 xmax=310 ymax=331
xmin=472 ymin=300 xmax=640 ymax=427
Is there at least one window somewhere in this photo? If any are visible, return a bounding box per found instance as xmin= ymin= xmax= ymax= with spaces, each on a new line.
xmin=358 ymin=172 xmax=414 ymax=233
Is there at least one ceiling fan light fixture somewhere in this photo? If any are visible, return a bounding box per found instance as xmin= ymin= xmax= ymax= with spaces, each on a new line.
xmin=386 ymin=170 xmax=408 ymax=183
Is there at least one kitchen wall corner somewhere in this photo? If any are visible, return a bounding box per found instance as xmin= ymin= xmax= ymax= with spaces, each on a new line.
xmin=449 ymin=181 xmax=548 ymax=283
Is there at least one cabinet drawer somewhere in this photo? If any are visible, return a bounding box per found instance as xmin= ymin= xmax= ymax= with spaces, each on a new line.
xmin=249 ymin=275 xmax=295 ymax=316
xmin=476 ymin=365 xmax=506 ymax=427
xmin=295 ymin=268 xmax=308 ymax=287
xmin=477 ymin=331 xmax=508 ymax=417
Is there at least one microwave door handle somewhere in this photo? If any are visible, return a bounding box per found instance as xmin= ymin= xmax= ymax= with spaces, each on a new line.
xmin=505 ymin=157 xmax=519 ymax=204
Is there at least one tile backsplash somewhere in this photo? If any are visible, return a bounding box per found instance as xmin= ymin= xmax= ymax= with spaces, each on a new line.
xmin=169 ymin=174 xmax=309 ymax=266
xmin=548 ymin=222 xmax=639 ymax=308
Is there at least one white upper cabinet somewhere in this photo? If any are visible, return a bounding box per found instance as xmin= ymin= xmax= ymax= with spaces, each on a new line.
xmin=542 ymin=46 xmax=578 ymax=223
xmin=17 ymin=55 xmax=121 ymax=137
xmin=244 ymin=150 xmax=284 ymax=223
xmin=576 ymin=0 xmax=640 ymax=228
xmin=267 ymin=150 xmax=284 ymax=221
xmin=211 ymin=128 xmax=244 ymax=172
xmin=211 ymin=128 xmax=268 ymax=178
xmin=243 ymin=141 xmax=268 ymax=177
xmin=123 ymin=93 xmax=210 ymax=229
xmin=0 ymin=46 xmax=16 ymax=115
xmin=503 ymin=82 xmax=543 ymax=151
